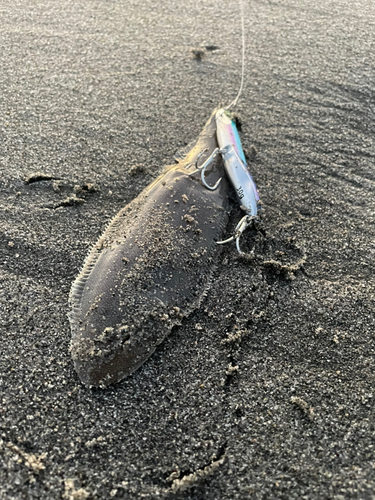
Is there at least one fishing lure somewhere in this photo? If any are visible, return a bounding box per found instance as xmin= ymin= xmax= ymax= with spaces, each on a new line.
xmin=189 ymin=108 xmax=260 ymax=254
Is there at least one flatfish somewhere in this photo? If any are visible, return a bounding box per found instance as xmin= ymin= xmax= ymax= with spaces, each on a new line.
xmin=69 ymin=109 xmax=231 ymax=387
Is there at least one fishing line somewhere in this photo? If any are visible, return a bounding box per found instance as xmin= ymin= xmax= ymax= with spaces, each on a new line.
xmin=227 ymin=0 xmax=246 ymax=110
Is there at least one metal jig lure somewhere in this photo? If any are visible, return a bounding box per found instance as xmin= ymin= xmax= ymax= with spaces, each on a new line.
xmin=190 ymin=107 xmax=260 ymax=254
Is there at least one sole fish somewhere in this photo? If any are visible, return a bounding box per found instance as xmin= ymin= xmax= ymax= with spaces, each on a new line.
xmin=69 ymin=109 xmax=230 ymax=387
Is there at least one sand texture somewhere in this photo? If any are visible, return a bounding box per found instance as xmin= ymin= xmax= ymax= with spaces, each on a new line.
xmin=0 ymin=0 xmax=374 ymax=498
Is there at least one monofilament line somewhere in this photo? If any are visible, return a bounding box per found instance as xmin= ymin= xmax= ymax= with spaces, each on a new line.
xmin=227 ymin=0 xmax=246 ymax=110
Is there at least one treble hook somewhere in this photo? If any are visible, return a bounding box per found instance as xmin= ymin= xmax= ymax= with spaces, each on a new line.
xmin=188 ymin=148 xmax=222 ymax=191
xmin=217 ymin=214 xmax=255 ymax=255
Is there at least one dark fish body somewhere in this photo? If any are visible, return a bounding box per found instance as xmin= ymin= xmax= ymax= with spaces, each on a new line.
xmin=69 ymin=110 xmax=230 ymax=387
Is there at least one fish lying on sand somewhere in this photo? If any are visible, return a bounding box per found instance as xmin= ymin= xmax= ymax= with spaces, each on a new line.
xmin=69 ymin=109 xmax=231 ymax=387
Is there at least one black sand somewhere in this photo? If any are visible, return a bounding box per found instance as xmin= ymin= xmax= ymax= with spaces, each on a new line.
xmin=1 ymin=0 xmax=374 ymax=498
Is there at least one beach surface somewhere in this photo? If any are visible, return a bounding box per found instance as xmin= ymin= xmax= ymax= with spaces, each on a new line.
xmin=1 ymin=0 xmax=374 ymax=498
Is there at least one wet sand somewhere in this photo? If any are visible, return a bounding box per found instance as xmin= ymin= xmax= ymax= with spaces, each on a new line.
xmin=1 ymin=0 xmax=374 ymax=498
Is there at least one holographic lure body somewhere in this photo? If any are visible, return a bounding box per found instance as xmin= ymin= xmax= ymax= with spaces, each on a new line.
xmin=215 ymin=108 xmax=259 ymax=218
xmin=215 ymin=108 xmax=260 ymax=254
xmin=189 ymin=108 xmax=260 ymax=253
